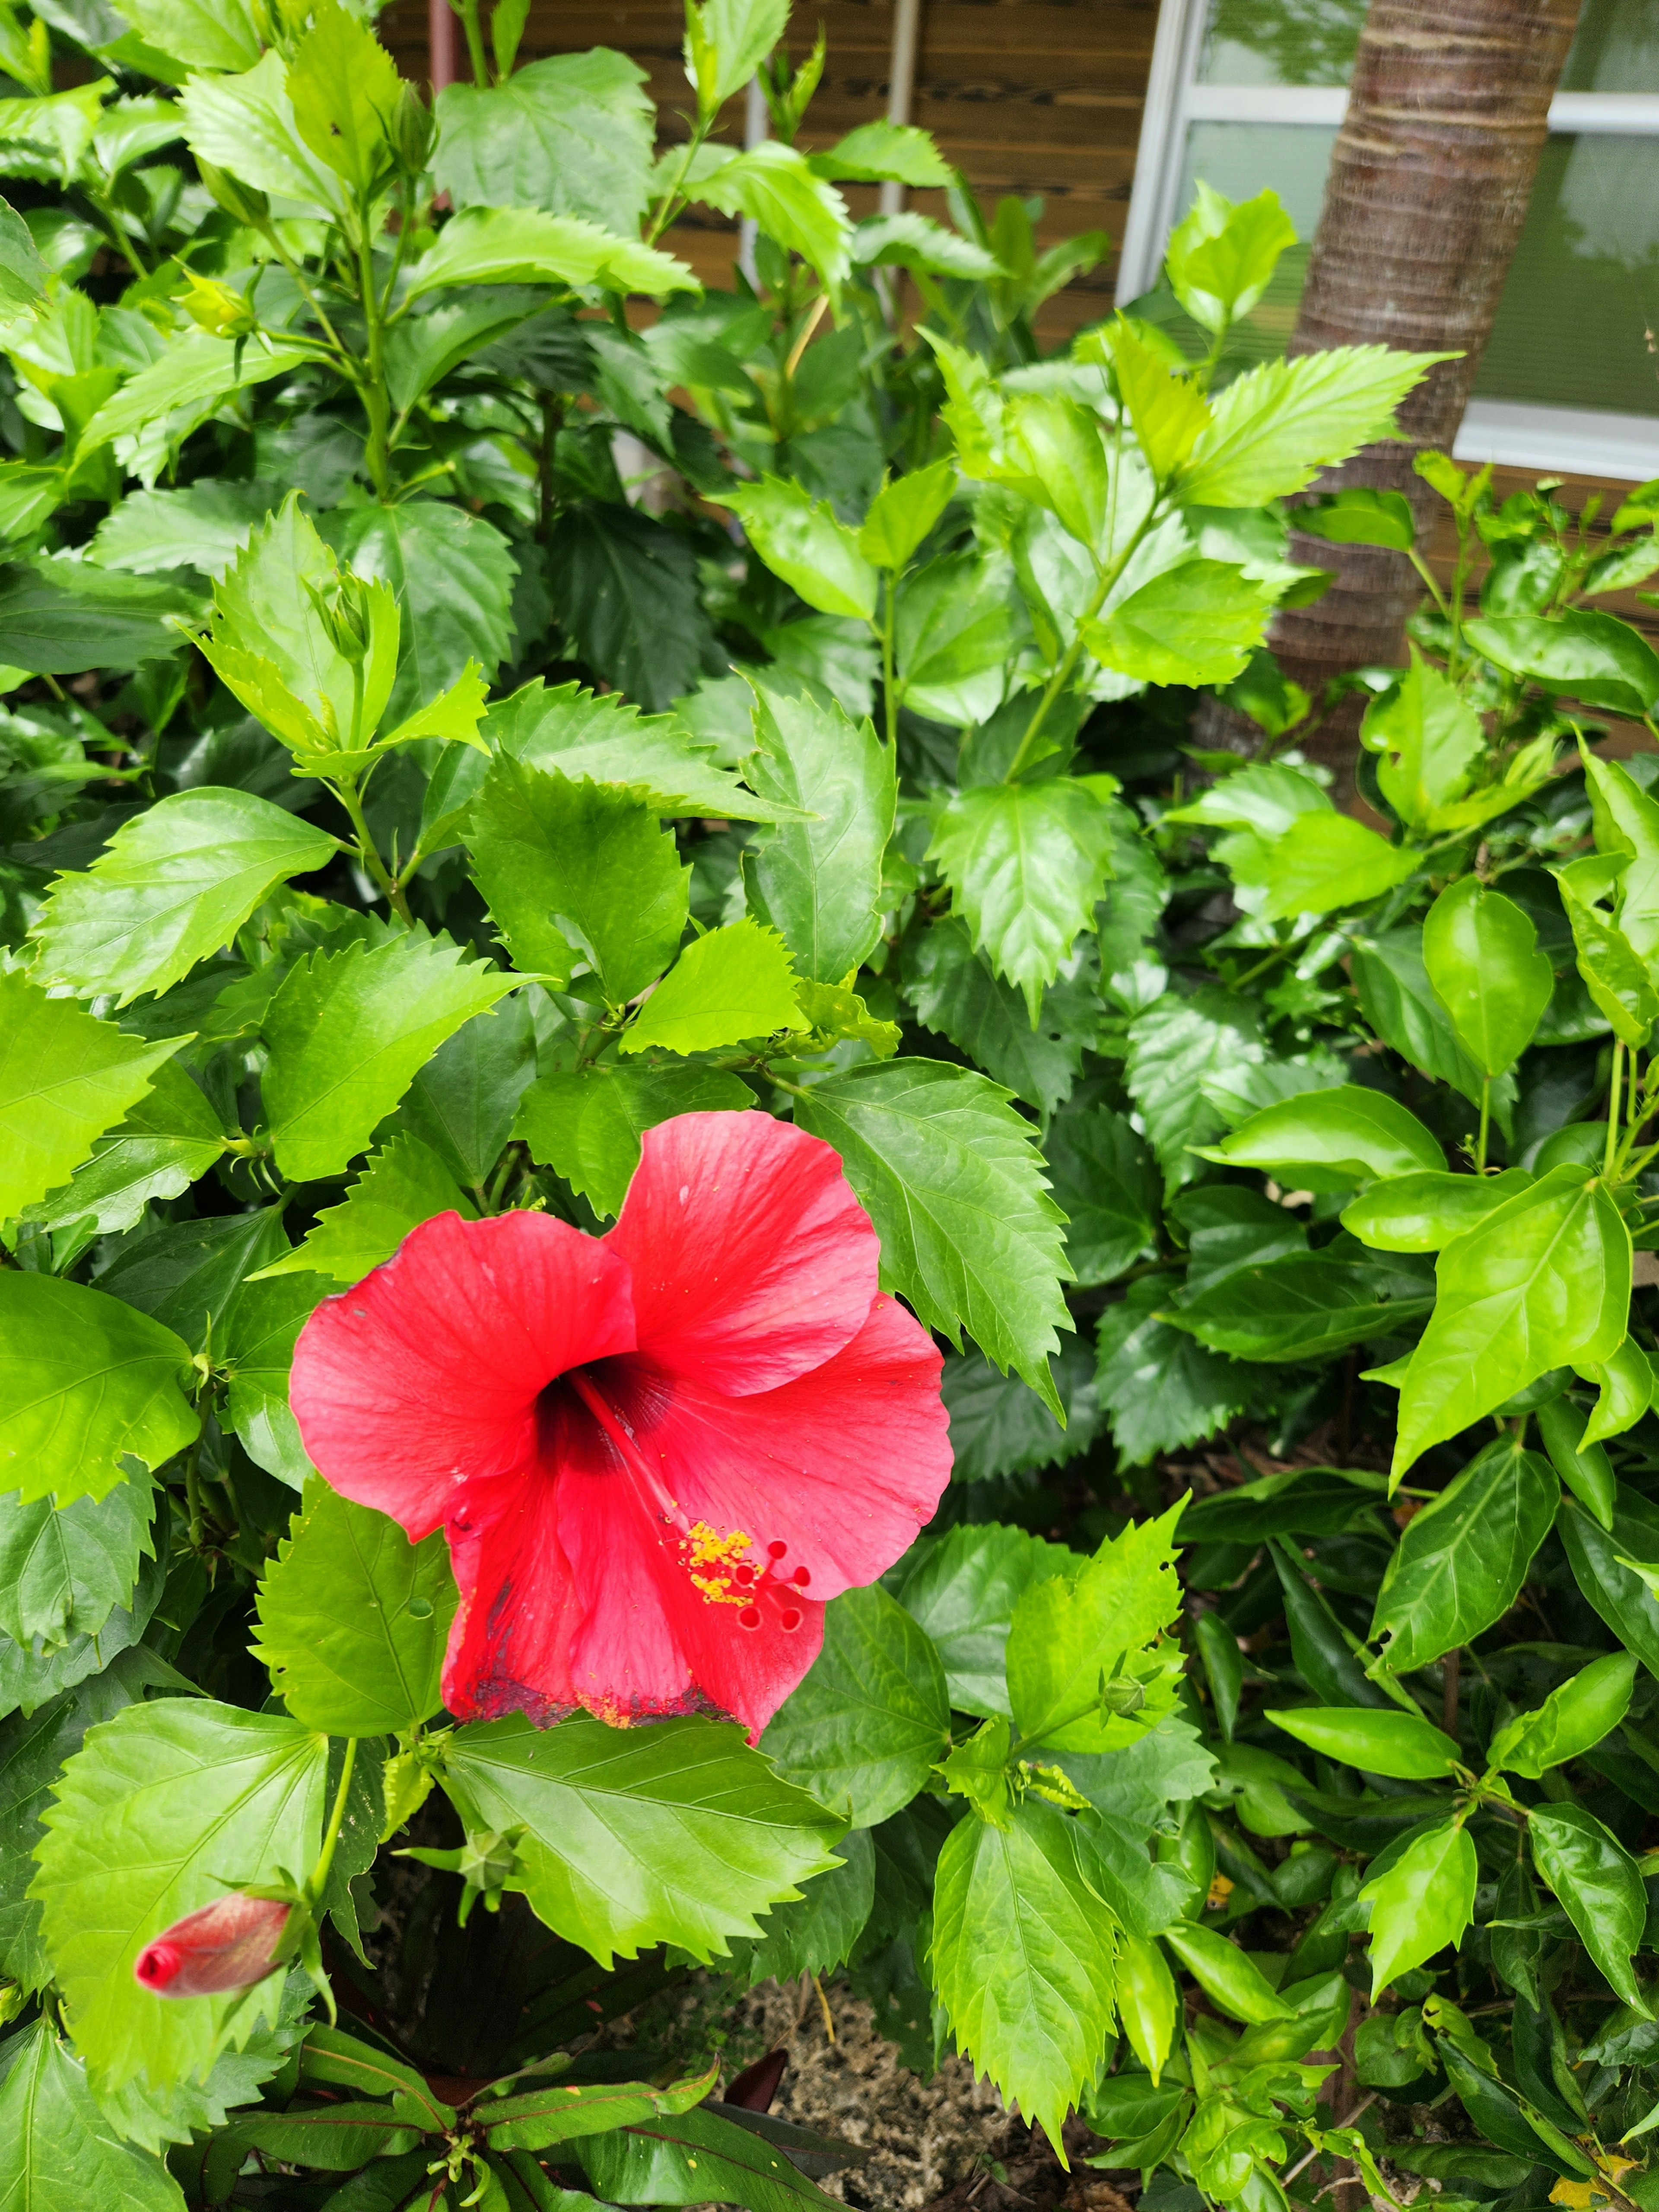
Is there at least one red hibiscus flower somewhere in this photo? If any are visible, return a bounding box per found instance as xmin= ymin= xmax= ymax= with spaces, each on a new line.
xmin=290 ymin=1113 xmax=951 ymax=1738
xmin=134 ymin=1894 xmax=290 ymax=1998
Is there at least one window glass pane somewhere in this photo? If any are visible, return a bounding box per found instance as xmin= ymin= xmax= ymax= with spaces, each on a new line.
xmin=1475 ymin=136 xmax=1659 ymax=415
xmin=1560 ymin=0 xmax=1659 ymax=94
xmin=1198 ymin=0 xmax=1363 ymax=87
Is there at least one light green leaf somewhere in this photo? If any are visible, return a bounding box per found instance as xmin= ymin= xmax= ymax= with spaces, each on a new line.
xmin=895 ymin=552 xmax=1020 ymax=725
xmin=120 ymin=0 xmax=262 ymax=69
xmin=203 ymin=494 xmax=357 ymax=751
xmin=219 ymin=1274 xmax=324 ymax=1490
xmin=1465 ymin=609 xmax=1659 ymax=721
xmin=1360 ymin=650 xmax=1483 ymax=830
xmin=1083 ymin=558 xmax=1270 ymax=687
xmin=179 ymin=48 xmax=343 ymax=207
xmin=620 ymin=917 xmax=800 ymax=1055
xmin=262 ymin=930 xmax=521 ymax=1183
xmin=1423 ymin=878 xmax=1553 ymax=1079
xmin=1351 ymin=925 xmax=1499 ymax=1122
xmin=930 ymin=776 xmax=1117 ymax=1020
xmin=91 ymin=480 xmax=280 ymax=580
xmin=0 ymin=1273 xmax=197 ymax=1508
xmin=1293 ymin=486 xmax=1417 ymax=554
xmin=694 ymin=141 xmax=850 ymax=289
xmin=0 ymin=2017 xmax=185 ymax=2212
xmin=0 ymin=191 xmax=46 ymax=312
xmin=1580 ymin=1335 xmax=1655 ymax=1449
xmin=0 ymin=969 xmax=186 ymax=1219
xmin=1358 ymin=1820 xmax=1477 ymax=1995
xmin=1160 ymin=1921 xmax=1292 ymax=2023
xmin=1195 ymin=1085 xmax=1443 ymax=1192
xmin=852 ymin=208 xmax=1002 ymax=279
xmin=817 ymin=119 xmax=952 ymax=188
xmin=467 ymin=758 xmax=689 ymax=998
xmin=406 ymin=206 xmax=697 ymax=300
xmin=434 ymin=50 xmax=655 ymax=232
xmin=1006 ymin=1503 xmax=1183 ymax=1751
xmin=515 ymin=1064 xmax=752 ymax=1221
xmin=720 ymin=475 xmax=876 ymax=620
xmin=893 ymin=1523 xmax=1084 ymax=1719
xmin=287 ymin=0 xmax=402 ymax=191
xmin=930 ymin=1798 xmax=1117 ymax=2152
xmin=78 ymin=328 xmax=311 ymax=459
xmin=743 ymin=683 xmax=894 ymax=984
xmin=1178 ymin=345 xmax=1451 ymax=508
xmin=30 ymin=788 xmax=338 ymax=1007
xmin=1528 ymin=1803 xmax=1646 ymax=2009
xmin=794 ymin=1059 xmax=1072 ymax=1410
xmin=1370 ymin=1437 xmax=1558 ymax=1671
xmin=32 ymin=1700 xmax=329 ymax=2094
xmin=1242 ymin=810 xmax=1419 ymax=920
xmin=0 ymin=558 xmax=200 ymax=674
xmin=252 ymin=1484 xmax=458 ymax=1736
xmin=1110 ymin=317 xmax=1212 ymax=482
xmin=0 ymin=1470 xmax=154 ymax=1652
xmin=858 ymin=458 xmax=956 ymax=569
xmin=760 ymin=1584 xmax=950 ymax=1828
xmin=689 ymin=0 xmax=788 ymax=104
xmin=1268 ymin=1704 xmax=1460 ymax=1779
xmin=1487 ymin=1652 xmax=1636 ymax=1780
xmin=437 ymin=1712 xmax=842 ymax=1966
xmin=254 ymin=1132 xmax=473 ymax=1285
xmin=1390 ymin=1166 xmax=1630 ymax=1479
xmin=1006 ymin=392 xmax=1109 ymax=548
xmin=1557 ymin=858 xmax=1659 ymax=1048
xmin=1165 ymin=182 xmax=1297 ymax=334
xmin=1341 ymin=1168 xmax=1531 ymax=1254
xmin=1581 ymin=747 xmax=1659 ymax=965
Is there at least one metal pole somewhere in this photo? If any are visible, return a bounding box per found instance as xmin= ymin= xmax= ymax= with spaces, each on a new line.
xmin=737 ymin=75 xmax=769 ymax=286
xmin=879 ymin=0 xmax=924 ymax=216
xmin=429 ymin=0 xmax=457 ymax=94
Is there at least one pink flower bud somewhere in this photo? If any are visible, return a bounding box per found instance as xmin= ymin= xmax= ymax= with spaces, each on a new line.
xmin=133 ymin=1894 xmax=291 ymax=1999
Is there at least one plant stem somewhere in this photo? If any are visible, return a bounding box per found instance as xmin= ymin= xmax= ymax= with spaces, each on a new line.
xmin=1607 ymin=1037 xmax=1624 ymax=1180
xmin=881 ymin=577 xmax=899 ymax=750
xmin=306 ymin=1739 xmax=358 ymax=1904
xmin=354 ymin=221 xmax=394 ymax=497
xmin=1003 ymin=501 xmax=1160 ymax=783
xmin=646 ymin=117 xmax=712 ymax=246
xmin=452 ymin=0 xmax=489 ymax=86
xmin=336 ymin=778 xmax=411 ymax=923
xmin=1476 ymin=1080 xmax=1490 ymax=1173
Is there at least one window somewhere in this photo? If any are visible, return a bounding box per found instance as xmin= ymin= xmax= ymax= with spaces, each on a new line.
xmin=1117 ymin=0 xmax=1659 ymax=478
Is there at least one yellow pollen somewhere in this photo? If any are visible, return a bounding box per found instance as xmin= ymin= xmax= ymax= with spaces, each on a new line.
xmin=680 ymin=1521 xmax=754 ymax=1606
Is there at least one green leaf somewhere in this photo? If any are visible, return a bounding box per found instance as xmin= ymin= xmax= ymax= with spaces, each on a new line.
xmin=0 ymin=1547 xmax=166 ymax=1728
xmin=1178 ymin=346 xmax=1449 ymax=508
xmin=1110 ymin=318 xmax=1212 ymax=482
xmin=578 ymin=2101 xmax=843 ymax=2212
xmin=1358 ymin=1820 xmax=1477 ymax=1994
xmin=905 ymin=920 xmax=1092 ymax=1117
xmin=858 ymin=458 xmax=956 ymax=568
xmin=1433 ymin=876 xmax=1557 ymax=1075
xmin=819 ymin=120 xmax=952 ymax=188
xmin=619 ymin=918 xmax=799 ymax=1055
xmin=33 ymin=1700 xmax=328 ymax=2094
xmin=406 ymin=206 xmax=696 ymax=300
xmin=1124 ymin=988 xmax=1265 ymax=1192
xmin=1557 ymin=859 xmax=1659 ymax=1048
xmin=1559 ymin=1486 xmax=1659 ymax=1684
xmin=396 ymin=994 xmax=538 ymax=1193
xmin=179 ymin=47 xmax=343 ymax=203
xmin=1370 ymin=1437 xmax=1558 ymax=1672
xmin=0 ymin=557 xmax=197 ymax=675
xmin=1341 ymin=1168 xmax=1532 ymax=1254
xmin=1528 ymin=1803 xmax=1647 ymax=2009
xmin=1164 ymin=182 xmax=1297 ymax=333
xmin=438 ymin=1712 xmax=842 ymax=1966
xmin=30 ymin=789 xmax=338 ymax=1007
xmin=75 ymin=335 xmax=311 ymax=467
xmin=729 ymin=1825 xmax=874 ymax=1986
xmin=252 ymin=1484 xmax=457 ymax=1736
xmin=255 ymin=1132 xmax=472 ymax=1286
xmin=721 ymin=475 xmax=876 ymax=620
xmin=1242 ymin=810 xmax=1419 ymax=921
xmin=1390 ymin=1165 xmax=1630 ymax=1479
xmin=744 ymin=684 xmax=894 ymax=984
xmin=485 ymin=678 xmax=798 ymax=823
xmin=1294 ymin=486 xmax=1417 ymax=553
xmin=1582 ymin=747 xmax=1659 ymax=964
xmin=322 ymin=500 xmax=518 ymax=731
xmin=91 ymin=480 xmax=280 ymax=579
xmin=482 ymin=2069 xmax=713 ymax=2155
xmin=203 ymin=495 xmax=357 ymax=752
xmin=516 ymin=1065 xmax=751 ymax=1221
xmin=1197 ymin=1084 xmax=1442 ymax=1192
xmin=1268 ymin=1705 xmax=1459 ymax=1780
xmin=929 ymin=777 xmax=1117 ymax=1020
xmin=794 ymin=1059 xmax=1072 ymax=1410
xmin=95 ymin=1203 xmax=289 ymax=1354
xmin=689 ymin=0 xmax=789 ymax=105
xmin=287 ymin=0 xmax=400 ymax=191
xmin=0 ymin=192 xmax=45 ymax=313
xmin=0 ymin=2018 xmax=184 ymax=2212
xmin=219 ymin=1274 xmax=325 ymax=1490
xmin=0 ymin=1470 xmax=154 ymax=1651
xmin=1351 ymin=925 xmax=1497 ymax=1121
xmin=262 ymin=929 xmax=520 ymax=1183
xmin=1004 ymin=392 xmax=1109 ymax=548
xmin=1465 ymin=609 xmax=1659 ymax=719
xmin=1164 ymin=1252 xmax=1434 ymax=1363
xmin=893 ymin=1524 xmax=1082 ymax=1719
xmin=546 ymin=505 xmax=715 ymax=715
xmin=1094 ymin=1276 xmax=1251 ymax=1464
xmin=895 ymin=552 xmax=1022 ymax=724
xmin=695 ymin=141 xmax=850 ymax=290
xmin=1360 ymin=650 xmax=1483 ymax=830
xmin=468 ymin=758 xmax=689 ymax=998
xmin=1160 ymin=1922 xmax=1292 ymax=2024
xmin=434 ymin=51 xmax=655 ymax=231
xmin=1084 ymin=557 xmax=1269 ymax=688
xmin=0 ymin=969 xmax=187 ymax=1220
xmin=939 ymin=1342 xmax=1100 ymax=1484
xmin=930 ymin=1798 xmax=1117 ymax=2150
xmin=1488 ymin=1652 xmax=1636 ymax=1780
xmin=761 ymin=1586 xmax=950 ymax=1828
xmin=0 ymin=1273 xmax=196 ymax=1508
xmin=1005 ymin=1503 xmax=1183 ymax=1752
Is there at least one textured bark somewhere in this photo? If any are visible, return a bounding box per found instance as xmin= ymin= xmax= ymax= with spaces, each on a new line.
xmin=1199 ymin=0 xmax=1581 ymax=779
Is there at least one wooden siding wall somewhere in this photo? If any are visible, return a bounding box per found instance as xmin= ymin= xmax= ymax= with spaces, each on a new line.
xmin=375 ymin=0 xmax=1160 ymax=342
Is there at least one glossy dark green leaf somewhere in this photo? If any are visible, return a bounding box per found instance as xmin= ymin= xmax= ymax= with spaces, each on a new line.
xmin=1180 ymin=1465 xmax=1385 ymax=1545
xmin=579 ymin=2099 xmax=844 ymax=2212
xmin=546 ymin=505 xmax=715 ymax=713
xmin=937 ymin=1339 xmax=1100 ymax=1484
xmin=1095 ymin=1275 xmax=1251 ymax=1464
xmin=905 ymin=918 xmax=1091 ymax=1116
xmin=1351 ymin=925 xmax=1497 ymax=1120
xmin=1042 ymin=1101 xmax=1160 ymax=1286
xmin=0 ymin=1470 xmax=154 ymax=1653
xmin=727 ymin=1826 xmax=875 ymax=1986
xmin=0 ymin=556 xmax=197 ymax=673
xmin=1123 ymin=988 xmax=1266 ymax=1192
xmin=1529 ymin=1802 xmax=1646 ymax=2007
xmin=1165 ymin=1252 xmax=1434 ymax=1363
xmin=396 ymin=992 xmax=538 ymax=1195
xmin=1370 ymin=1437 xmax=1558 ymax=1672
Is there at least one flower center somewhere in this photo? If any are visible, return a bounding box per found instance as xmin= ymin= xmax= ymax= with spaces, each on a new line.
xmin=561 ymin=1366 xmax=810 ymax=1632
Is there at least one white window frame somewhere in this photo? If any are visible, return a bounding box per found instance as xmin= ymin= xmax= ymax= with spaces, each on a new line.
xmin=1116 ymin=0 xmax=1659 ymax=480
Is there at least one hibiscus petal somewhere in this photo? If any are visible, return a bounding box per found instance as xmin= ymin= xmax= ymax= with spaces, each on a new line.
xmin=604 ymin=1112 xmax=879 ymax=1395
xmin=291 ymin=1210 xmax=635 ymax=1538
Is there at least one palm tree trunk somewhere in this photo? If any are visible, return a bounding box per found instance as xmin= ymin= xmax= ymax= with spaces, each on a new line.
xmin=1211 ymin=0 xmax=1583 ymax=772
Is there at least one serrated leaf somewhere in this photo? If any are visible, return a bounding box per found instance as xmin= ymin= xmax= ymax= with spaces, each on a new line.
xmin=406 ymin=205 xmax=696 ymax=299
xmin=1361 ymin=649 xmax=1483 ymax=830
xmin=930 ymin=1798 xmax=1117 ymax=2151
xmin=720 ymin=475 xmax=876 ymax=620
xmin=32 ymin=1700 xmax=329 ymax=2095
xmin=893 ymin=1523 xmax=1084 ymax=1719
xmin=262 ymin=928 xmax=520 ymax=1182
xmin=743 ymin=683 xmax=894 ymax=984
xmin=434 ymin=51 xmax=655 ymax=232
xmin=904 ymin=918 xmax=1092 ymax=1116
xmin=0 ymin=1274 xmax=196 ymax=1507
xmin=1124 ymin=988 xmax=1265 ymax=1192
xmin=0 ymin=2018 xmax=184 ymax=2212
xmin=1043 ymin=1101 xmax=1160 ymax=1286
xmin=728 ymin=1825 xmax=875 ymax=1987
xmin=75 ymin=334 xmax=312 ymax=464
xmin=620 ymin=917 xmax=800 ymax=1055
xmin=437 ymin=1711 xmax=842 ymax=1966
xmin=94 ymin=1204 xmax=289 ymax=1353
xmin=794 ymin=1059 xmax=1072 ymax=1411
xmin=219 ymin=1273 xmax=328 ymax=1490
xmin=0 ymin=1547 xmax=166 ymax=1727
xmin=395 ymin=993 xmax=537 ymax=1195
xmin=467 ymin=758 xmax=689 ymax=998
xmin=30 ymin=788 xmax=338 ymax=1006
xmin=179 ymin=47 xmax=344 ymax=206
xmin=930 ymin=777 xmax=1117 ymax=1019
xmin=546 ymin=503 xmax=715 ymax=714
xmin=695 ymin=142 xmax=850 ymax=291
xmin=203 ymin=495 xmax=356 ymax=750
xmin=0 ymin=969 xmax=186 ymax=1220
xmin=1241 ymin=810 xmax=1419 ymax=921
xmin=760 ymin=1584 xmax=951 ymax=1827
xmin=0 ymin=1469 xmax=154 ymax=1652
xmin=255 ymin=1132 xmax=474 ymax=1285
xmin=1006 ymin=1503 xmax=1183 ymax=1751
xmin=324 ymin=501 xmax=518 ymax=729
xmin=940 ymin=1338 xmax=1102 ymax=1486
xmin=1084 ymin=558 xmax=1270 ymax=688
xmin=0 ymin=557 xmax=198 ymax=675
xmin=1177 ymin=345 xmax=1450 ymax=507
xmin=287 ymin=0 xmax=401 ymax=191
xmin=90 ymin=479 xmax=280 ymax=578
xmin=516 ymin=1064 xmax=753 ymax=1220
xmin=1094 ymin=1276 xmax=1251 ymax=1464
xmin=252 ymin=1484 xmax=457 ymax=1736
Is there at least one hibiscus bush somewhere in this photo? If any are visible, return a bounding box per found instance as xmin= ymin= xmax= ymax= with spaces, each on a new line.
xmin=10 ymin=0 xmax=1659 ymax=2205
